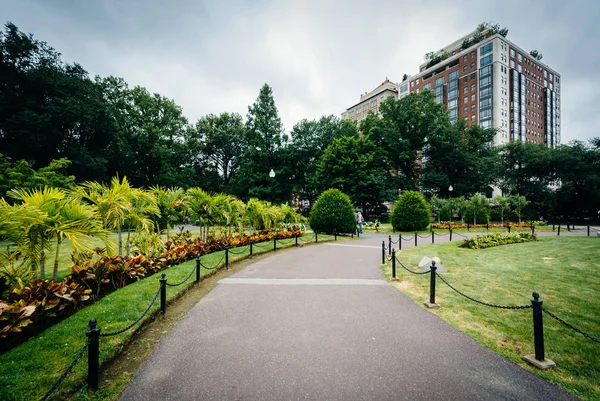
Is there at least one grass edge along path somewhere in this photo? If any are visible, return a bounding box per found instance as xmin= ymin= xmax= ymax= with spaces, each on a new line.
xmin=380 ymin=236 xmax=600 ymax=401
xmin=0 ymin=232 xmax=340 ymax=401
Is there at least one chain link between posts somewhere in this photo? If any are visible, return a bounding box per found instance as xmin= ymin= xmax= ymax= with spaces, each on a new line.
xmin=40 ymin=340 xmax=89 ymax=401
xmin=543 ymin=308 xmax=600 ymax=343
xmin=100 ymin=287 xmax=161 ymax=337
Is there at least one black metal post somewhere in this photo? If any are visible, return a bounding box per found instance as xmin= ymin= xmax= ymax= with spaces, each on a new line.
xmin=508 ymin=224 xmax=511 ymax=233
xmin=381 ymin=241 xmax=385 ymax=264
xmin=273 ymin=237 xmax=277 ymax=251
xmin=486 ymin=222 xmax=489 ymax=230
xmin=399 ymin=235 xmax=402 ymax=251
xmin=250 ymin=240 xmax=253 ymax=256
xmin=196 ymin=255 xmax=201 ymax=284
xmin=414 ymin=232 xmax=418 ymax=247
xmin=160 ymin=273 xmax=167 ymax=315
xmin=388 ymin=235 xmax=392 ymax=256
xmin=391 ymin=248 xmax=397 ymax=280
xmin=588 ymin=225 xmax=590 ymax=236
xmin=531 ymin=291 xmax=545 ymax=361
xmin=467 ymin=223 xmax=470 ymax=231
xmin=557 ymin=224 xmax=561 ymax=236
xmin=295 ymin=234 xmax=298 ymax=247
xmin=225 ymin=245 xmax=229 ymax=269
xmin=315 ymin=231 xmax=318 ymax=243
xmin=449 ymin=228 xmax=453 ymax=242
xmin=334 ymin=230 xmax=337 ymax=241
xmin=86 ymin=318 xmax=100 ymax=391
xmin=532 ymin=223 xmax=535 ymax=236
xmin=429 ymin=261 xmax=437 ymax=304
xmin=432 ymin=231 xmax=435 ymax=244
xmin=552 ymin=221 xmax=555 ymax=231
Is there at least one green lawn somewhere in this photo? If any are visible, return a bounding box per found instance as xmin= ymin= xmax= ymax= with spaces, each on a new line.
xmin=0 ymin=233 xmax=333 ymax=401
xmin=364 ymin=222 xmax=557 ymax=235
xmin=380 ymin=236 xmax=600 ymax=400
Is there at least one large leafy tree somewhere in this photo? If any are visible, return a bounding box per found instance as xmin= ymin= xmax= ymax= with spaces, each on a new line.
xmin=0 ymin=23 xmax=115 ymax=181
xmin=363 ymin=91 xmax=449 ymax=191
xmin=97 ymin=77 xmax=192 ymax=187
xmin=422 ymin=119 xmax=497 ymax=197
xmin=313 ymin=136 xmax=395 ymax=214
xmin=288 ymin=116 xmax=358 ymax=208
xmin=234 ymin=84 xmax=290 ymax=202
xmin=192 ymin=112 xmax=246 ymax=192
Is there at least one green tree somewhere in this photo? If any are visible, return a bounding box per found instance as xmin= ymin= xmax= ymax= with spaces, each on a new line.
xmin=428 ymin=195 xmax=447 ymax=223
xmin=234 ymin=84 xmax=289 ymax=202
xmin=464 ymin=194 xmax=491 ymax=226
xmin=390 ymin=191 xmax=431 ymax=231
xmin=288 ymin=116 xmax=358 ymax=208
xmin=314 ymin=136 xmax=395 ymax=215
xmin=124 ymin=189 xmax=159 ymax=257
xmin=364 ymin=91 xmax=449 ymax=190
xmin=151 ymin=186 xmax=188 ymax=239
xmin=76 ymin=176 xmax=134 ymax=256
xmin=193 ymin=112 xmax=247 ymax=191
xmin=509 ymin=195 xmax=530 ymax=223
xmin=422 ymin=120 xmax=497 ymax=197
xmin=491 ymin=195 xmax=511 ymax=225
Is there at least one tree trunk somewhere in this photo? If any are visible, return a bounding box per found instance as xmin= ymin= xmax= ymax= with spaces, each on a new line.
xmin=52 ymin=237 xmax=62 ymax=281
xmin=39 ymin=250 xmax=46 ymax=279
xmin=118 ymin=226 xmax=123 ymax=257
xmin=126 ymin=227 xmax=131 ymax=258
xmin=501 ymin=211 xmax=504 ymax=226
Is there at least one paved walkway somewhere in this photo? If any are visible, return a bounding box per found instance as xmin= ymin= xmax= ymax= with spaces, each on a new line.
xmin=120 ymin=233 xmax=577 ymax=401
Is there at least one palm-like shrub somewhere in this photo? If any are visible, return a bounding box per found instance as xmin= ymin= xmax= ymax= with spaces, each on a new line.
xmin=390 ymin=191 xmax=431 ymax=231
xmin=309 ymin=189 xmax=355 ymax=234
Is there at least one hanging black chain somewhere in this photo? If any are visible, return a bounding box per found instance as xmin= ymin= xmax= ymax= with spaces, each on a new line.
xmin=543 ymin=309 xmax=600 ymax=343
xmin=435 ymin=273 xmax=531 ymax=309
xmin=228 ymin=245 xmax=250 ymax=255
xmin=165 ymin=265 xmax=197 ymax=287
xmin=394 ymin=256 xmax=431 ymax=275
xmin=199 ymin=252 xmax=226 ymax=270
xmin=100 ymin=287 xmax=161 ymax=337
xmin=40 ymin=340 xmax=89 ymax=401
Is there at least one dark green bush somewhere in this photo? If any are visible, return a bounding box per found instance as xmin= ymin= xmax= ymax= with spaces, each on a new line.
xmin=390 ymin=191 xmax=431 ymax=231
xmin=309 ymin=189 xmax=356 ymax=234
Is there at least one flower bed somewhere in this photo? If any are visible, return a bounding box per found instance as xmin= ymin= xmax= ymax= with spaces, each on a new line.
xmin=0 ymin=228 xmax=303 ymax=353
xmin=431 ymin=221 xmax=543 ymax=230
xmin=460 ymin=232 xmax=537 ymax=249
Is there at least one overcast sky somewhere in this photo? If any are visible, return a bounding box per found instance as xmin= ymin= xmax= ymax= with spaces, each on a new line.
xmin=2 ymin=0 xmax=599 ymax=143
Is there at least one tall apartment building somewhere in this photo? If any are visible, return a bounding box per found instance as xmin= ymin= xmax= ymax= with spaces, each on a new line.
xmin=398 ymin=30 xmax=561 ymax=147
xmin=341 ymin=78 xmax=398 ymax=123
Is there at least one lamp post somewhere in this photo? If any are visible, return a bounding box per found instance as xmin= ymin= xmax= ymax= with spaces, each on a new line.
xmin=448 ymin=185 xmax=453 ymax=224
xmin=269 ymin=168 xmax=276 ymax=204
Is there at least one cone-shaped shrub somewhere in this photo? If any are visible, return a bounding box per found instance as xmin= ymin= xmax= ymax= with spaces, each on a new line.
xmin=390 ymin=191 xmax=431 ymax=231
xmin=309 ymin=189 xmax=356 ymax=234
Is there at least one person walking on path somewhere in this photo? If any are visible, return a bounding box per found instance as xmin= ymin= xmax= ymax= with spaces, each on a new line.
xmin=357 ymin=211 xmax=364 ymax=234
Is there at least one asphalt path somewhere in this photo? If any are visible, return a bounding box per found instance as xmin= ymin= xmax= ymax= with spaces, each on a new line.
xmin=120 ymin=233 xmax=578 ymax=401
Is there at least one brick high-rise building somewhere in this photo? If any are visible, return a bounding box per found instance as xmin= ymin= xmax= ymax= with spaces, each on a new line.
xmin=398 ymin=29 xmax=561 ymax=147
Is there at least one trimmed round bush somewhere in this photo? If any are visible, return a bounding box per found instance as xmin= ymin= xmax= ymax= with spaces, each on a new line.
xmin=390 ymin=191 xmax=431 ymax=231
xmin=309 ymin=189 xmax=356 ymax=234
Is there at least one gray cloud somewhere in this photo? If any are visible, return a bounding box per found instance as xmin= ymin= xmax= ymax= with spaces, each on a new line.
xmin=2 ymin=0 xmax=598 ymax=143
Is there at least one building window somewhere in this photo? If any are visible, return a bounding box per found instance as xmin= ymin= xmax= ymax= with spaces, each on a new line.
xmin=510 ymin=48 xmax=515 ymax=57
xmin=471 ymin=51 xmax=475 ymax=58
xmin=463 ymin=87 xmax=468 ymax=94
xmin=416 ymin=79 xmax=419 ymax=85
xmin=463 ymin=96 xmax=468 ymax=104
xmin=471 ymin=94 xmax=476 ymax=101
xmin=470 ymin=62 xmax=475 ymax=69
xmin=411 ymin=81 xmax=414 ymax=87
xmin=471 ymin=115 xmax=476 ymax=121
xmin=463 ymin=77 xmax=468 ymax=83
xmin=471 ymin=73 xmax=476 ymax=80
xmin=423 ymin=83 xmax=431 ymax=90
xmin=463 ymin=106 xmax=468 ymax=113
xmin=464 ymin=55 xmax=469 ymax=62
xmin=471 ymin=104 xmax=476 ymax=111
xmin=480 ymin=55 xmax=493 ymax=67
xmin=449 ymin=70 xmax=459 ymax=81
xmin=435 ymin=76 xmax=445 ymax=87
xmin=480 ymin=41 xmax=493 ymax=55
xmin=463 ymin=65 xmax=468 ymax=72
xmin=517 ymin=53 xmax=523 ymax=62
xmin=452 ymin=51 xmax=456 ymax=56
xmin=510 ymin=60 xmax=515 ymax=68
xmin=471 ymin=84 xmax=475 ymax=91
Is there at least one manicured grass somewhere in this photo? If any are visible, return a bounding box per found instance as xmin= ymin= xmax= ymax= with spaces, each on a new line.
xmin=0 ymin=234 xmax=330 ymax=401
xmin=380 ymin=236 xmax=600 ymax=400
xmin=364 ymin=222 xmax=556 ymax=235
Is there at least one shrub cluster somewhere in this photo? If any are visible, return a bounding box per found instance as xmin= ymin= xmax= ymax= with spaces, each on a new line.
xmin=390 ymin=191 xmax=431 ymax=231
xmin=460 ymin=232 xmax=537 ymax=249
xmin=309 ymin=189 xmax=356 ymax=234
xmin=0 ymin=228 xmax=302 ymax=353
